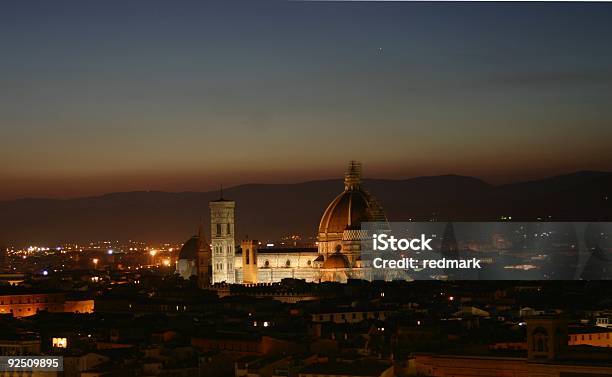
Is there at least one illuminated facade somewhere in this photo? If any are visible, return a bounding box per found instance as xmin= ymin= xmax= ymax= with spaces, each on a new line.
xmin=569 ymin=327 xmax=612 ymax=348
xmin=177 ymin=161 xmax=387 ymax=284
xmin=175 ymin=222 xmax=212 ymax=287
xmin=210 ymin=195 xmax=236 ymax=284
xmin=175 ymin=236 xmax=199 ymax=279
xmin=241 ymin=239 xmax=259 ymax=284
xmin=0 ymin=292 xmax=93 ymax=318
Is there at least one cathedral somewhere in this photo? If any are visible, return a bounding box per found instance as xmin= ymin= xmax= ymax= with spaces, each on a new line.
xmin=176 ymin=161 xmax=387 ymax=285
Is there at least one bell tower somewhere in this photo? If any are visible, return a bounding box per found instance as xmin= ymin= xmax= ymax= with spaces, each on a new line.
xmin=209 ymin=188 xmax=236 ymax=284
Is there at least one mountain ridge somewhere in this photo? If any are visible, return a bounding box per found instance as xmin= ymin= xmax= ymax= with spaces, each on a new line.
xmin=1 ymin=171 xmax=610 ymax=244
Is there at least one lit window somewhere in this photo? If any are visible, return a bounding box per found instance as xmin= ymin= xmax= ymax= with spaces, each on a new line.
xmin=52 ymin=338 xmax=68 ymax=348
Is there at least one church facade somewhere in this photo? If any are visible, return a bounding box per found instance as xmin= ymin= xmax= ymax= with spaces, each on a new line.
xmin=176 ymin=161 xmax=387 ymax=285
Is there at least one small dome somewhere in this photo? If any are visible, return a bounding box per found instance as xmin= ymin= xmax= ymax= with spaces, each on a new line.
xmin=322 ymin=252 xmax=350 ymax=269
xmin=178 ymin=236 xmax=199 ymax=260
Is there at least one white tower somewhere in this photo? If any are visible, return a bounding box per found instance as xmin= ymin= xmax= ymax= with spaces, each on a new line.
xmin=209 ymin=190 xmax=236 ymax=284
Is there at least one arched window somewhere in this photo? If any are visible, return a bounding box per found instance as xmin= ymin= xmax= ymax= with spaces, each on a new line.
xmin=286 ymin=259 xmax=291 ymax=267
xmin=532 ymin=327 xmax=549 ymax=353
xmin=264 ymin=260 xmax=270 ymax=268
xmin=245 ymin=249 xmax=250 ymax=264
xmin=537 ymin=338 xmax=546 ymax=352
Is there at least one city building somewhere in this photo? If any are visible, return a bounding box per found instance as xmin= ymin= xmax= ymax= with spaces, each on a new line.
xmin=177 ymin=161 xmax=388 ymax=284
xmin=569 ymin=326 xmax=612 ymax=347
xmin=0 ymin=334 xmax=41 ymax=356
xmin=299 ymin=361 xmax=393 ymax=377
xmin=175 ymin=221 xmax=211 ymax=288
xmin=415 ymin=317 xmax=612 ymax=376
xmin=0 ymin=290 xmax=93 ymax=318
xmin=210 ymin=194 xmax=237 ymax=284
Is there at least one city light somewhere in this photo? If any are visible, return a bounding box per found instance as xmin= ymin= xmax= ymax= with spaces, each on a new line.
xmin=52 ymin=338 xmax=68 ymax=349
xmin=0 ymin=3 xmax=610 ymax=376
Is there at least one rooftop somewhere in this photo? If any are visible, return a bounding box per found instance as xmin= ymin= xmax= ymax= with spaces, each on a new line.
xmin=300 ymin=361 xmax=392 ymax=377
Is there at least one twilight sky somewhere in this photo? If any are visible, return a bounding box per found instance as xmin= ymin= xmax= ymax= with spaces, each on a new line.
xmin=1 ymin=1 xmax=612 ymax=200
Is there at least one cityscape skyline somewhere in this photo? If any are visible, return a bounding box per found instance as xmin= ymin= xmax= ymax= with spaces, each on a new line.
xmin=1 ymin=2 xmax=612 ymax=376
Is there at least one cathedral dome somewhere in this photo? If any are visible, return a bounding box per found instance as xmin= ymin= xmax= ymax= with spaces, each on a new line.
xmin=322 ymin=252 xmax=350 ymax=269
xmin=318 ymin=161 xmax=387 ymax=235
xmin=178 ymin=236 xmax=199 ymax=260
xmin=318 ymin=191 xmax=373 ymax=235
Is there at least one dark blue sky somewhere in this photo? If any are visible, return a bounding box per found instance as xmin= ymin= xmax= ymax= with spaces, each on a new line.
xmin=1 ymin=1 xmax=612 ymax=199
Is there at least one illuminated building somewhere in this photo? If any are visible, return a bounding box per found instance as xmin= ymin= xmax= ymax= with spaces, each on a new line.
xmin=177 ymin=161 xmax=387 ymax=285
xmin=241 ymin=239 xmax=259 ymax=284
xmin=569 ymin=327 xmax=612 ymax=348
xmin=317 ymin=161 xmax=386 ymax=262
xmin=52 ymin=337 xmax=68 ymax=348
xmin=176 ymin=235 xmax=199 ymax=279
xmin=0 ymin=291 xmax=93 ymax=318
xmin=197 ymin=225 xmax=212 ymax=288
xmin=210 ymin=193 xmax=236 ymax=284
xmin=175 ymin=221 xmax=212 ymax=287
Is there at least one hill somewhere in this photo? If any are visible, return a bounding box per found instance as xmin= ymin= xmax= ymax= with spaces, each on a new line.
xmin=0 ymin=172 xmax=610 ymax=244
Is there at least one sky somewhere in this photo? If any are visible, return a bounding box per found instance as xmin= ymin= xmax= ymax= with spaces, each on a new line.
xmin=1 ymin=0 xmax=612 ymax=200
